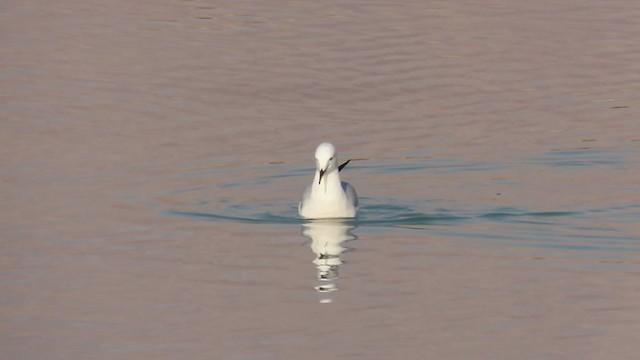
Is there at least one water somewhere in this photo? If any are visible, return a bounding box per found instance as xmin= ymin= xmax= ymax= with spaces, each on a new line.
xmin=151 ymin=148 xmax=640 ymax=358
xmin=2 ymin=0 xmax=640 ymax=359
xmin=163 ymin=150 xmax=639 ymax=264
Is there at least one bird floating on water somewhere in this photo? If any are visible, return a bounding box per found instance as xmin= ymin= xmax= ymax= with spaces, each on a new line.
xmin=298 ymin=143 xmax=358 ymax=219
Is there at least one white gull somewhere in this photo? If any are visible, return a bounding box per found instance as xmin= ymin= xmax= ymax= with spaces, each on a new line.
xmin=298 ymin=143 xmax=358 ymax=219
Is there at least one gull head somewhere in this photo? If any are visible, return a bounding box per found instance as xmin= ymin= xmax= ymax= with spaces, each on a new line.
xmin=315 ymin=142 xmax=338 ymax=184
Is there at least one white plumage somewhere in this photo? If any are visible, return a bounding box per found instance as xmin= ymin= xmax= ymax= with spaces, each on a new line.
xmin=298 ymin=143 xmax=358 ymax=219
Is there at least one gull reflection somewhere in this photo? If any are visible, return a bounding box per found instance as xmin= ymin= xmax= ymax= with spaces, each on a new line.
xmin=301 ymin=221 xmax=358 ymax=303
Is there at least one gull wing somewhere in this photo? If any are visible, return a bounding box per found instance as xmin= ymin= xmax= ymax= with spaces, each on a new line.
xmin=338 ymin=159 xmax=351 ymax=172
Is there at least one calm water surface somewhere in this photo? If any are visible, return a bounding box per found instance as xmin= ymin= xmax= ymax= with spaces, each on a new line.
xmin=166 ymin=148 xmax=640 ymax=268
xmin=2 ymin=1 xmax=640 ymax=359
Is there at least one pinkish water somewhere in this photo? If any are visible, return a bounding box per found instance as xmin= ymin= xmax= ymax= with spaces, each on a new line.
xmin=2 ymin=1 xmax=640 ymax=359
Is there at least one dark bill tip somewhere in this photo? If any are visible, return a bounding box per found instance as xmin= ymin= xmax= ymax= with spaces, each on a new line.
xmin=318 ymin=168 xmax=325 ymax=184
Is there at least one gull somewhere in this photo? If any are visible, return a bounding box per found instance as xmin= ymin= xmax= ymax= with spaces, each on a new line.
xmin=299 ymin=143 xmax=358 ymax=219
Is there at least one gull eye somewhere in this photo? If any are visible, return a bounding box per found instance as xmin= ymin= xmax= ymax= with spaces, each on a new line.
xmin=329 ymin=156 xmax=334 ymax=160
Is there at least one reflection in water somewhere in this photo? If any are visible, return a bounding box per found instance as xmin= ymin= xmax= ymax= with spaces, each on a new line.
xmin=301 ymin=221 xmax=358 ymax=303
